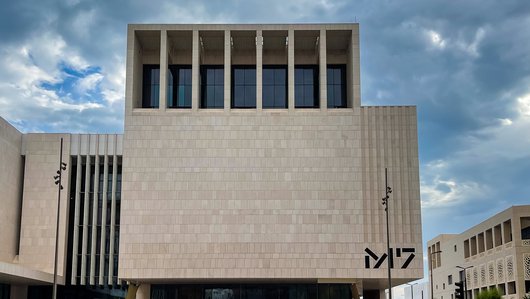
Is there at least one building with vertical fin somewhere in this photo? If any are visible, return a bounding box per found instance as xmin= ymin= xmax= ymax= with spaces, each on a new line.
xmin=428 ymin=206 xmax=530 ymax=299
xmin=0 ymin=23 xmax=423 ymax=299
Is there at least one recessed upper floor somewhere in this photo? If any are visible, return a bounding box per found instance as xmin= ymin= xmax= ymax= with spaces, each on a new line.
xmin=125 ymin=24 xmax=360 ymax=115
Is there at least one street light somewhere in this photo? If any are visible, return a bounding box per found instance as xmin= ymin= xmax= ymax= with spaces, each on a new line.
xmin=52 ymin=138 xmax=67 ymax=299
xmin=407 ymin=283 xmax=418 ymax=299
xmin=457 ymin=265 xmax=474 ymax=299
xmin=429 ymin=250 xmax=442 ymax=299
xmin=381 ymin=168 xmax=393 ymax=299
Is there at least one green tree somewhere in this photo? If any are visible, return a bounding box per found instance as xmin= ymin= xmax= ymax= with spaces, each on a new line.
xmin=477 ymin=289 xmax=501 ymax=299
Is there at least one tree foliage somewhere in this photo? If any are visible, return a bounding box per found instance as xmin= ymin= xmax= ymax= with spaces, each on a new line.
xmin=477 ymin=289 xmax=501 ymax=299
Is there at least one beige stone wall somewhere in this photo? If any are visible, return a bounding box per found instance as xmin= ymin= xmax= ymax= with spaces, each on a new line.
xmin=18 ymin=134 xmax=70 ymax=276
xmin=360 ymin=106 xmax=423 ymax=280
xmin=119 ymin=107 xmax=422 ymax=281
xmin=0 ymin=118 xmax=23 ymax=262
xmin=121 ymin=23 xmax=422 ymax=285
xmin=429 ymin=206 xmax=530 ymax=299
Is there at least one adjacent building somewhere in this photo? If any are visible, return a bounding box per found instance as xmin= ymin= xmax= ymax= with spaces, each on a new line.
xmin=428 ymin=206 xmax=530 ymax=299
xmin=404 ymin=281 xmax=430 ymax=299
xmin=0 ymin=23 xmax=423 ymax=299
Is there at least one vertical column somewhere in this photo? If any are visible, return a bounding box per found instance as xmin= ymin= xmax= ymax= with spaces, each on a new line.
xmin=224 ymin=29 xmax=231 ymax=111
xmin=80 ymin=138 xmax=91 ymax=285
xmin=319 ymin=29 xmax=327 ymax=110
xmin=288 ymin=29 xmax=295 ymax=110
xmin=191 ymin=30 xmax=200 ymax=111
xmin=108 ymin=135 xmax=118 ymax=285
xmin=159 ymin=30 xmax=168 ymax=110
xmin=98 ymin=136 xmax=109 ymax=285
xmin=137 ymin=284 xmax=151 ymax=299
xmin=352 ymin=25 xmax=361 ymax=107
xmin=256 ymin=30 xmax=263 ymax=111
xmin=89 ymin=136 xmax=100 ymax=285
xmin=347 ymin=30 xmax=354 ymax=108
xmin=70 ymin=138 xmax=82 ymax=285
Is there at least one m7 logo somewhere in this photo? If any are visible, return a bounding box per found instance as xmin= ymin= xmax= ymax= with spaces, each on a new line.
xmin=364 ymin=248 xmax=416 ymax=269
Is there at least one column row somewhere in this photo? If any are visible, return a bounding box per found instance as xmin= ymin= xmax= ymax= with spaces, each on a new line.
xmin=69 ymin=135 xmax=122 ymax=287
xmin=131 ymin=29 xmax=360 ymax=111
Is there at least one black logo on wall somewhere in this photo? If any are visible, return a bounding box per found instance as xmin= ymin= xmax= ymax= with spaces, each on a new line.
xmin=364 ymin=248 xmax=415 ymax=269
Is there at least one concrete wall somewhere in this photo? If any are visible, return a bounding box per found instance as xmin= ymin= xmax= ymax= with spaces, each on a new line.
xmin=429 ymin=206 xmax=530 ymax=299
xmin=18 ymin=134 xmax=70 ymax=277
xmin=120 ymin=108 xmax=423 ymax=282
xmin=121 ymin=23 xmax=422 ymax=286
xmin=360 ymin=106 xmax=423 ymax=282
xmin=0 ymin=118 xmax=23 ymax=262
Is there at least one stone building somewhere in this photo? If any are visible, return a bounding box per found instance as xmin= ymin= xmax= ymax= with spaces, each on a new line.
xmin=428 ymin=206 xmax=530 ymax=299
xmin=0 ymin=23 xmax=422 ymax=299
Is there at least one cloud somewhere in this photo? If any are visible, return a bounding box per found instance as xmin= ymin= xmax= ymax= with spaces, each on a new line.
xmin=518 ymin=93 xmax=530 ymax=116
xmin=0 ymin=28 xmax=122 ymax=133
xmin=75 ymin=72 xmax=103 ymax=94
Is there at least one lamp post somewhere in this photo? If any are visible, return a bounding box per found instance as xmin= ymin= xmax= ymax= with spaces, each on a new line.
xmin=381 ymin=168 xmax=393 ymax=299
xmin=407 ymin=283 xmax=418 ymax=299
xmin=457 ymin=265 xmax=473 ymax=299
xmin=429 ymin=250 xmax=442 ymax=299
xmin=52 ymin=138 xmax=67 ymax=299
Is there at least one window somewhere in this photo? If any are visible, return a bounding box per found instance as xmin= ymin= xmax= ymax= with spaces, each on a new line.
xmin=201 ymin=65 xmax=224 ymax=108
xmin=263 ymin=66 xmax=287 ymax=108
xmin=454 ymin=245 xmax=457 ymax=252
xmin=232 ymin=66 xmax=256 ymax=108
xmin=142 ymin=65 xmax=160 ymax=108
xmin=521 ymin=217 xmax=530 ymax=240
xmin=464 ymin=239 xmax=470 ymax=258
xmin=443 ymin=283 xmax=445 ymax=289
xmin=168 ymin=65 xmax=192 ymax=108
xmin=448 ymin=275 xmax=453 ymax=285
xmin=327 ymin=64 xmax=346 ymax=108
xmin=295 ymin=65 xmax=319 ymax=108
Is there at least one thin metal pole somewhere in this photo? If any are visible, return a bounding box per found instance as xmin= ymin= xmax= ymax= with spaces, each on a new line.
xmin=457 ymin=265 xmax=473 ymax=299
xmin=53 ymin=138 xmax=63 ymax=299
xmin=430 ymin=253 xmax=433 ymax=299
xmin=464 ymin=273 xmax=467 ymax=299
xmin=430 ymin=250 xmax=442 ymax=299
xmin=411 ymin=285 xmax=414 ymax=299
xmin=385 ymin=168 xmax=392 ymax=299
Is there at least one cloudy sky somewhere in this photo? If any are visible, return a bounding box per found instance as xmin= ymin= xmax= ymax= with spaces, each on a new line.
xmin=1 ymin=0 xmax=530 ymax=288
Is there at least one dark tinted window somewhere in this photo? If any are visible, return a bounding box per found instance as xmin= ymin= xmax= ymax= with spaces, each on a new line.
xmin=327 ymin=64 xmax=346 ymax=108
xmin=142 ymin=64 xmax=160 ymax=108
xmin=232 ymin=66 xmax=256 ymax=108
xmin=151 ymin=284 xmax=350 ymax=299
xmin=201 ymin=66 xmax=224 ymax=108
xmin=295 ymin=65 xmax=319 ymax=108
xmin=168 ymin=65 xmax=192 ymax=108
xmin=263 ymin=66 xmax=287 ymax=108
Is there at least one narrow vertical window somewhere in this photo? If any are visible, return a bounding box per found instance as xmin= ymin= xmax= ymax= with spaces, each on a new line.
xmin=201 ymin=66 xmax=224 ymax=108
xmin=262 ymin=66 xmax=287 ymax=108
xmin=232 ymin=66 xmax=256 ymax=108
xmin=327 ymin=64 xmax=346 ymax=108
xmin=295 ymin=65 xmax=319 ymax=108
xmin=142 ymin=65 xmax=160 ymax=108
xmin=168 ymin=65 xmax=192 ymax=108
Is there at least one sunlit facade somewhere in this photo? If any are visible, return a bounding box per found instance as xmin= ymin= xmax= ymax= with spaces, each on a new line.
xmin=0 ymin=23 xmax=422 ymax=299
